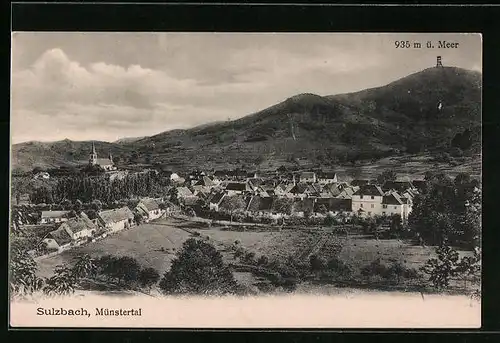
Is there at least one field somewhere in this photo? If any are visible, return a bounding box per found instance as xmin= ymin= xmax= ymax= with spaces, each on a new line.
xmin=36 ymin=217 xmax=477 ymax=291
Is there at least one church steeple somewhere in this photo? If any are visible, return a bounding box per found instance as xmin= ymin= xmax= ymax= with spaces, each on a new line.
xmin=89 ymin=141 xmax=98 ymax=166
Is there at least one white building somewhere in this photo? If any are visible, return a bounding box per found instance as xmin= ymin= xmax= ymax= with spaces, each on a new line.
xmin=299 ymin=172 xmax=317 ymax=183
xmin=317 ymin=172 xmax=338 ymax=185
xmin=39 ymin=211 xmax=71 ymax=224
xmin=97 ymin=207 xmax=134 ymax=233
xmin=351 ymin=185 xmax=385 ymax=217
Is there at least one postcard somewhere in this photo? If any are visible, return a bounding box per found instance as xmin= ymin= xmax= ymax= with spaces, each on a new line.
xmin=9 ymin=32 xmax=481 ymax=328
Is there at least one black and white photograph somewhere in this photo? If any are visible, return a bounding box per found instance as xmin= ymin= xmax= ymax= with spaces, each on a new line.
xmin=9 ymin=32 xmax=481 ymax=328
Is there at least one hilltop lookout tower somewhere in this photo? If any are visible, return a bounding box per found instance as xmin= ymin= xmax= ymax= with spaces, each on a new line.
xmin=436 ymin=56 xmax=443 ymax=68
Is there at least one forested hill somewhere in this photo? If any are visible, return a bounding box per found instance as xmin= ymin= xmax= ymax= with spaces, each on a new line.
xmin=12 ymin=66 xmax=481 ymax=173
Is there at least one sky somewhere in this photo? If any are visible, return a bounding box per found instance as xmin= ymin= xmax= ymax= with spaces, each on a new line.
xmin=11 ymin=32 xmax=482 ymax=144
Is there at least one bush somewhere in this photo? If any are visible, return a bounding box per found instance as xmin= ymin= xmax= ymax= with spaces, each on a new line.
xmin=326 ymin=257 xmax=353 ymax=278
xmin=361 ymin=258 xmax=389 ymax=279
xmin=257 ymin=255 xmax=269 ymax=266
xmin=309 ymin=254 xmax=326 ymax=272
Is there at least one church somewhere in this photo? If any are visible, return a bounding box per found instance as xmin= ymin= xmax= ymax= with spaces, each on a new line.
xmin=89 ymin=142 xmax=117 ymax=171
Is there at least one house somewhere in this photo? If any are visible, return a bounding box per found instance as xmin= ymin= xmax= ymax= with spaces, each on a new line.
xmin=351 ymin=185 xmax=385 ymax=217
xmin=337 ymin=186 xmax=359 ymax=199
xmin=351 ymin=179 xmax=370 ymax=187
xmin=42 ymin=227 xmax=73 ymax=252
xmin=320 ymin=183 xmax=341 ymax=198
xmin=97 ymin=207 xmax=134 ymax=233
xmin=170 ymin=173 xmax=181 ymax=182
xmin=246 ymin=195 xmax=274 ymax=217
xmin=317 ymin=171 xmax=338 ymax=185
xmin=208 ymin=191 xmax=226 ymax=212
xmin=299 ymin=172 xmax=317 ymax=183
xmin=274 ymin=183 xmax=295 ymax=197
xmin=176 ymin=186 xmax=194 ymax=199
xmin=39 ymin=211 xmax=71 ymax=224
xmin=135 ymin=198 xmax=164 ymax=222
xmin=194 ymin=176 xmax=216 ymax=188
xmin=381 ymin=181 xmax=415 ymax=193
xmin=58 ymin=212 xmax=98 ymax=242
xmin=314 ymin=198 xmax=352 ymax=214
xmin=412 ymin=179 xmax=427 ymax=193
xmin=225 ymin=182 xmax=253 ymax=195
xmin=381 ymin=191 xmax=412 ymax=223
xmin=34 ymin=171 xmax=50 ymax=180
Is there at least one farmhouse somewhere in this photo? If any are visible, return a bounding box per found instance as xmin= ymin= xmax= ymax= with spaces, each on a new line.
xmin=382 ymin=191 xmax=413 ymax=223
xmin=299 ymin=172 xmax=317 ymax=183
xmin=135 ymin=198 xmax=164 ymax=222
xmin=320 ymin=183 xmax=342 ymax=198
xmin=317 ymin=171 xmax=338 ymax=185
xmin=246 ymin=195 xmax=274 ymax=217
xmin=39 ymin=211 xmax=71 ymax=224
xmin=382 ymin=181 xmax=415 ymax=193
xmin=314 ymin=198 xmax=352 ymax=215
xmin=57 ymin=212 xmax=98 ymax=242
xmin=225 ymin=182 xmax=253 ymax=195
xmin=194 ymin=176 xmax=216 ymax=187
xmin=97 ymin=207 xmax=134 ymax=233
xmin=351 ymin=185 xmax=385 ymax=217
xmin=351 ymin=179 xmax=370 ymax=187
xmin=208 ymin=191 xmax=226 ymax=211
xmin=176 ymin=186 xmax=194 ymax=198
xmin=43 ymin=227 xmax=73 ymax=252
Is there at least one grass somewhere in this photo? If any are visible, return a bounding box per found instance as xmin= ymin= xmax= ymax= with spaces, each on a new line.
xmin=36 ymin=217 xmax=478 ymax=293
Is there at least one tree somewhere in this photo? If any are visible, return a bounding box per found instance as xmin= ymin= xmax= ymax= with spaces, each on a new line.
xmin=71 ymin=254 xmax=98 ymax=280
xmin=10 ymin=243 xmax=44 ymax=296
xmin=220 ymin=196 xmax=246 ymax=222
xmin=420 ymin=244 xmax=460 ymax=289
xmin=168 ymin=187 xmax=179 ymax=206
xmin=116 ymin=256 xmax=142 ymax=284
xmin=309 ymin=254 xmax=326 ymax=272
xmin=376 ymin=170 xmax=397 ymax=185
xmin=134 ymin=213 xmax=144 ymax=225
xmin=257 ymin=255 xmax=269 ymax=266
xmin=91 ymin=199 xmax=103 ymax=212
xmin=43 ymin=265 xmax=77 ymax=296
xmin=73 ymin=199 xmax=83 ymax=214
xmin=138 ymin=267 xmax=160 ymax=291
xmin=159 ymin=238 xmax=238 ymax=295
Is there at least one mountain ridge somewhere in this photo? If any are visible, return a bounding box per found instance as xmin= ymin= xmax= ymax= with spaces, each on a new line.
xmin=11 ymin=66 xmax=481 ymax=172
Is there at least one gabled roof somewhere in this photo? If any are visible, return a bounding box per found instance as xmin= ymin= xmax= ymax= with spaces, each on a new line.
xmin=322 ymin=183 xmax=341 ymax=197
xmin=96 ymin=158 xmax=114 ymax=166
xmin=300 ymin=172 xmax=316 ymax=179
xmin=194 ymin=176 xmax=215 ymax=187
xmin=176 ymin=186 xmax=194 ymax=198
xmin=382 ymin=192 xmax=404 ymax=205
xmin=317 ymin=171 xmax=337 ymax=179
xmin=246 ymin=196 xmax=274 ymax=212
xmin=225 ymin=182 xmax=251 ymax=192
xmin=353 ymin=184 xmax=384 ymax=197
xmin=61 ymin=213 xmax=97 ymax=234
xmin=290 ymin=183 xmax=309 ymax=194
xmin=41 ymin=211 xmax=70 ymax=219
xmin=48 ymin=227 xmax=72 ymax=246
xmin=209 ymin=191 xmax=226 ymax=205
xmin=138 ymin=198 xmax=160 ymax=212
xmin=98 ymin=207 xmax=134 ymax=225
xmin=351 ymin=179 xmax=370 ymax=187
xmin=382 ymin=181 xmax=414 ymax=193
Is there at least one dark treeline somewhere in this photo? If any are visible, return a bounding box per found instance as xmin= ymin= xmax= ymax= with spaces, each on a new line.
xmin=408 ymin=172 xmax=481 ymax=249
xmin=29 ymin=171 xmax=171 ymax=204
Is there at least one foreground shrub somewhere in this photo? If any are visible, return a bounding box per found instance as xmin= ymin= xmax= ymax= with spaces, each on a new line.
xmin=159 ymin=238 xmax=238 ymax=295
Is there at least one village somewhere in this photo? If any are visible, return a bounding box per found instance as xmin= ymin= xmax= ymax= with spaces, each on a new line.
xmin=10 ymin=141 xmax=427 ymax=258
